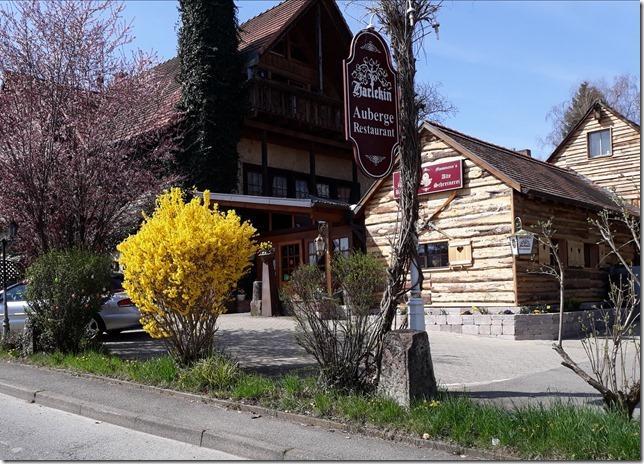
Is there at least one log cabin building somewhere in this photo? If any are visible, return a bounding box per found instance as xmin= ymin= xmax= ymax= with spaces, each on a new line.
xmin=357 ymin=121 xmax=639 ymax=313
xmin=547 ymin=100 xmax=640 ymax=206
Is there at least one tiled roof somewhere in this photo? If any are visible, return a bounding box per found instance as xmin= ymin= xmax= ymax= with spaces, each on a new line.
xmin=425 ymin=122 xmax=625 ymax=212
xmin=129 ymin=0 xmax=316 ymax=139
xmin=239 ymin=0 xmax=312 ymax=56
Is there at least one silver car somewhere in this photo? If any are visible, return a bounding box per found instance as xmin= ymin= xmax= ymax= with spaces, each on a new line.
xmin=0 ymin=276 xmax=141 ymax=336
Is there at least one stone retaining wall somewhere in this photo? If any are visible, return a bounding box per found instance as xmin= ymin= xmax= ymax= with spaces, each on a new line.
xmin=424 ymin=308 xmax=609 ymax=340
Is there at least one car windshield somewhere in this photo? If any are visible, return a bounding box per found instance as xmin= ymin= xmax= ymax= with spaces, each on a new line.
xmin=1 ymin=284 xmax=26 ymax=302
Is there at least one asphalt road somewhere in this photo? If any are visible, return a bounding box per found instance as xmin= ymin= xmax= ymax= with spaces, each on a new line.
xmin=0 ymin=393 xmax=242 ymax=460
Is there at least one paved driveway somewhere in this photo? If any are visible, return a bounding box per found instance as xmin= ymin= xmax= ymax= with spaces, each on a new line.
xmin=104 ymin=313 xmax=640 ymax=411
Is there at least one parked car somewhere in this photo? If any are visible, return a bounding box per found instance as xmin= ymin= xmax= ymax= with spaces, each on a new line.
xmin=0 ymin=274 xmax=141 ymax=336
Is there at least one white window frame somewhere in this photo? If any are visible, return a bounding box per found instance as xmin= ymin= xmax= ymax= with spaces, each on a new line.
xmin=587 ymin=128 xmax=612 ymax=159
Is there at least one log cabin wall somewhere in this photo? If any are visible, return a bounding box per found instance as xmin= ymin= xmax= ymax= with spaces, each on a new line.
xmin=549 ymin=107 xmax=640 ymax=205
xmin=364 ymin=136 xmax=517 ymax=309
xmin=513 ymin=193 xmax=636 ymax=305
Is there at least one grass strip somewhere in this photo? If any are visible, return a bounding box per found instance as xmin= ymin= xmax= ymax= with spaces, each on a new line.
xmin=1 ymin=349 xmax=639 ymax=460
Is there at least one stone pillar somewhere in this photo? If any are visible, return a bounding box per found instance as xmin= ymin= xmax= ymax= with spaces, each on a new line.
xmin=378 ymin=330 xmax=437 ymax=407
xmin=250 ymin=281 xmax=262 ymax=317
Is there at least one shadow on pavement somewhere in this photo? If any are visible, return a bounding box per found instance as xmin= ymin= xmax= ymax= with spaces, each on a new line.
xmin=102 ymin=326 xmax=316 ymax=377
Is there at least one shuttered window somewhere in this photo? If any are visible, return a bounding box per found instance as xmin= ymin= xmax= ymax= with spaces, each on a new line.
xmin=538 ymin=241 xmax=550 ymax=265
xmin=448 ymin=241 xmax=473 ymax=266
xmin=567 ymin=240 xmax=584 ymax=268
xmin=584 ymin=243 xmax=599 ymax=268
xmin=551 ymin=238 xmax=568 ymax=268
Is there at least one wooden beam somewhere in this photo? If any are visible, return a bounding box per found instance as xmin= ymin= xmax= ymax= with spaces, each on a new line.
xmin=261 ymin=130 xmax=269 ymax=196
xmin=316 ymin=3 xmax=324 ymax=92
xmin=245 ymin=119 xmax=349 ymax=150
xmin=429 ymin=191 xmax=457 ymax=221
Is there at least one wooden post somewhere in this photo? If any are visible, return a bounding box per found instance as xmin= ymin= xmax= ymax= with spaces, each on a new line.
xmin=325 ymin=222 xmax=333 ymax=296
xmin=261 ymin=130 xmax=269 ymax=196
xmin=259 ymin=250 xmax=282 ymax=316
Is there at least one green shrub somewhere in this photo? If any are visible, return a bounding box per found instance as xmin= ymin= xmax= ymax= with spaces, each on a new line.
xmin=0 ymin=331 xmax=25 ymax=357
xmin=178 ymin=353 xmax=240 ymax=392
xmin=25 ymin=249 xmax=112 ymax=353
xmin=283 ymin=252 xmax=386 ymax=393
xmin=333 ymin=251 xmax=386 ymax=315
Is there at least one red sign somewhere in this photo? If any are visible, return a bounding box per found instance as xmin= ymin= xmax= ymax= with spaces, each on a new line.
xmin=393 ymin=160 xmax=463 ymax=199
xmin=343 ymin=29 xmax=399 ymax=179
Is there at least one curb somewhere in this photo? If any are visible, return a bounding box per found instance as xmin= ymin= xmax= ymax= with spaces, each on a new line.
xmin=0 ymin=361 xmax=516 ymax=460
xmin=0 ymin=379 xmax=307 ymax=460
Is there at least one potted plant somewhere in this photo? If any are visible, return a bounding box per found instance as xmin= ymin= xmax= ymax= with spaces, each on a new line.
xmin=236 ymin=289 xmax=246 ymax=302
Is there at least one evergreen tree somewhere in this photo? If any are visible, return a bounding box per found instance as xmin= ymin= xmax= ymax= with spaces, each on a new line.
xmin=560 ymin=81 xmax=604 ymax=139
xmin=176 ymin=0 xmax=245 ymax=192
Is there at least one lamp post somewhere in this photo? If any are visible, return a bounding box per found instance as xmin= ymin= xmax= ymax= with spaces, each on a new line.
xmin=315 ymin=221 xmax=332 ymax=296
xmin=2 ymin=220 xmax=18 ymax=339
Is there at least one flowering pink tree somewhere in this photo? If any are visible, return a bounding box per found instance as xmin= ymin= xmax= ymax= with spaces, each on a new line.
xmin=0 ymin=1 xmax=178 ymax=258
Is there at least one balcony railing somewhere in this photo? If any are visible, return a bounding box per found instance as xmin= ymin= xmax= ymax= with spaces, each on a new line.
xmin=248 ymin=78 xmax=343 ymax=134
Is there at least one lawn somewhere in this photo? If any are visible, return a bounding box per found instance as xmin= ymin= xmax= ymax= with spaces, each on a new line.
xmin=1 ymin=349 xmax=639 ymax=460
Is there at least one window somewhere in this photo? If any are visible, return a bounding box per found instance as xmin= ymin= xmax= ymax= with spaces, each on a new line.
xmin=588 ymin=129 xmax=611 ymax=158
xmin=308 ymin=241 xmax=322 ymax=266
xmin=584 ymin=243 xmax=599 ymax=268
xmin=272 ymin=175 xmax=288 ymax=197
xmin=280 ymin=243 xmax=301 ymax=282
xmin=316 ymin=182 xmax=330 ymax=198
xmin=246 ymin=171 xmax=263 ymax=196
xmin=333 ymin=237 xmax=350 ymax=257
xmin=294 ymin=214 xmax=312 ymax=228
xmin=295 ymin=180 xmax=309 ymax=199
xmin=337 ymin=186 xmax=352 ymax=203
xmin=418 ymin=242 xmax=449 ymax=268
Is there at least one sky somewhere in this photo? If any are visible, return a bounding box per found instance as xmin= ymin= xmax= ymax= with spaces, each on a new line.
xmin=121 ymin=0 xmax=640 ymax=159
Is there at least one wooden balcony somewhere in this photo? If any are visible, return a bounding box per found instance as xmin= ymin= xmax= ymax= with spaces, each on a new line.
xmin=248 ymin=78 xmax=343 ymax=135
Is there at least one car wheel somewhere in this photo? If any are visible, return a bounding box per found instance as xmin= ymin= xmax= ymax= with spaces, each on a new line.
xmin=87 ymin=316 xmax=105 ymax=338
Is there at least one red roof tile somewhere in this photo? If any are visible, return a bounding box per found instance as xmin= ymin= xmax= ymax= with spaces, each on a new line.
xmin=130 ymin=0 xmax=318 ymax=139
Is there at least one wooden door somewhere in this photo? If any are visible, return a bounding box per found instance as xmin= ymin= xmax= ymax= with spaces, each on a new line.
xmin=279 ymin=242 xmax=302 ymax=284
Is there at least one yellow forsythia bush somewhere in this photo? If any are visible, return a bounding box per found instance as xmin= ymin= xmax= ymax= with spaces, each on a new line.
xmin=117 ymin=188 xmax=257 ymax=364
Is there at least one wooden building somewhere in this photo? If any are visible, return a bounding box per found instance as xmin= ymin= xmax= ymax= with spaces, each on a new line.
xmin=547 ymin=100 xmax=640 ymax=205
xmin=357 ymin=122 xmax=637 ymax=312
xmin=148 ymin=0 xmax=371 ymax=293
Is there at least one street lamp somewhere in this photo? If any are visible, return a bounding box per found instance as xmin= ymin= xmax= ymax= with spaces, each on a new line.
xmin=2 ymin=220 xmax=18 ymax=339
xmin=315 ymin=221 xmax=332 ymax=295
xmin=314 ymin=224 xmax=327 ymax=257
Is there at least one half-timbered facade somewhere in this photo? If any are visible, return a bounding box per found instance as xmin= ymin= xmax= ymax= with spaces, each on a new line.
xmin=547 ymin=101 xmax=640 ymax=205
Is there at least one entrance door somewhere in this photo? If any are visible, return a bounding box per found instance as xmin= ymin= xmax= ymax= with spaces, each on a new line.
xmin=279 ymin=242 xmax=301 ymax=284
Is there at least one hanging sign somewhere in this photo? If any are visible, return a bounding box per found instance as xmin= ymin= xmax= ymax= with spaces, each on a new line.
xmin=393 ymin=160 xmax=463 ymax=199
xmin=343 ymin=28 xmax=399 ymax=179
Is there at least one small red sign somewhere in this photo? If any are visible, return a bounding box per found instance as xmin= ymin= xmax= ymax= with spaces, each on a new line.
xmin=343 ymin=29 xmax=399 ymax=179
xmin=393 ymin=160 xmax=463 ymax=199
